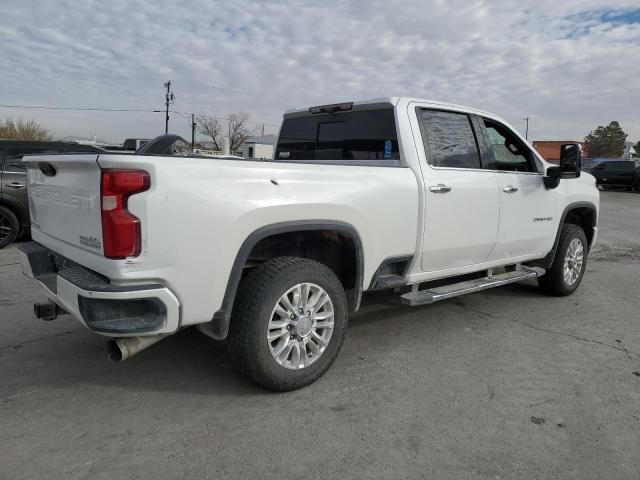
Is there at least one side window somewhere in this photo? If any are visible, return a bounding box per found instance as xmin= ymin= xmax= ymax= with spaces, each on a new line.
xmin=5 ymin=148 xmax=60 ymax=172
xmin=5 ymin=149 xmax=31 ymax=172
xmin=420 ymin=110 xmax=481 ymax=169
xmin=482 ymin=119 xmax=534 ymax=172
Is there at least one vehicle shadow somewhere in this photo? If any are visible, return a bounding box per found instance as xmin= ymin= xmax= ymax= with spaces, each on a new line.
xmin=12 ymin=282 xmax=544 ymax=397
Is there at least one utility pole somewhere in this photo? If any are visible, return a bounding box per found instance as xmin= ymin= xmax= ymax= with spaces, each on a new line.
xmin=191 ymin=113 xmax=196 ymax=150
xmin=164 ymin=80 xmax=174 ymax=134
xmin=523 ymin=116 xmax=531 ymax=140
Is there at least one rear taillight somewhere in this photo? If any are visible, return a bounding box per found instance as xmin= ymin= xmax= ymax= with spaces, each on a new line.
xmin=100 ymin=170 xmax=150 ymax=259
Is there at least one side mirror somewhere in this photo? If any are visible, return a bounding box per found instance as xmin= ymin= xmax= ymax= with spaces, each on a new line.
xmin=543 ymin=166 xmax=561 ymax=189
xmin=559 ymin=143 xmax=581 ymax=178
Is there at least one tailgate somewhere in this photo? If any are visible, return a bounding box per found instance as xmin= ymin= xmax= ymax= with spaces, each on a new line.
xmin=25 ymin=154 xmax=104 ymax=255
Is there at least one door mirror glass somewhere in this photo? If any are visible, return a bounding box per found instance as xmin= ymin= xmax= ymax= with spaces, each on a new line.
xmin=559 ymin=143 xmax=581 ymax=178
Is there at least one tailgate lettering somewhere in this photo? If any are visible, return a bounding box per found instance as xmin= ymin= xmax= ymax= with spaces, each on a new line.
xmin=31 ymin=188 xmax=90 ymax=210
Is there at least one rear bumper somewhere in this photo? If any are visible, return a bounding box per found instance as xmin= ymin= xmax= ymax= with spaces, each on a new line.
xmin=19 ymin=242 xmax=180 ymax=337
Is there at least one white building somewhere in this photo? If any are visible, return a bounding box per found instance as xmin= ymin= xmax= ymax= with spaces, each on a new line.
xmin=242 ymin=134 xmax=277 ymax=159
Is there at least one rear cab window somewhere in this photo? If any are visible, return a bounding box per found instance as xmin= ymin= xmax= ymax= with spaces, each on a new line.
xmin=275 ymin=106 xmax=400 ymax=165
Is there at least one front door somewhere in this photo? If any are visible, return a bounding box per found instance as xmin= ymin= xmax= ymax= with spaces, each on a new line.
xmin=417 ymin=108 xmax=500 ymax=272
xmin=478 ymin=118 xmax=557 ymax=260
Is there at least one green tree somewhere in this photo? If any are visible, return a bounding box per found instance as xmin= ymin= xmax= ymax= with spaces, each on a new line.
xmin=584 ymin=121 xmax=627 ymax=158
xmin=634 ymin=140 xmax=640 ymax=159
xmin=0 ymin=117 xmax=52 ymax=141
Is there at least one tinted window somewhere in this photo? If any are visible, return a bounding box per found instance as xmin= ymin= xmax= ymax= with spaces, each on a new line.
xmin=275 ymin=109 xmax=400 ymax=162
xmin=5 ymin=148 xmax=58 ymax=172
xmin=420 ymin=110 xmax=481 ymax=169
xmin=482 ymin=119 xmax=533 ymax=172
xmin=611 ymin=161 xmax=635 ymax=171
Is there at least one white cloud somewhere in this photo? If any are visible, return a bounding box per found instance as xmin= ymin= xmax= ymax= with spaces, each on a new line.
xmin=1 ymin=0 xmax=639 ymax=143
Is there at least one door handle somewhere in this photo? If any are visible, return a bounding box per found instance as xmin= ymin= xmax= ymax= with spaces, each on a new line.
xmin=502 ymin=185 xmax=518 ymax=193
xmin=6 ymin=182 xmax=25 ymax=189
xmin=429 ymin=184 xmax=452 ymax=193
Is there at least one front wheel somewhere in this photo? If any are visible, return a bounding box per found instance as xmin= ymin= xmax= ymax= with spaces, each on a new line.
xmin=538 ymin=224 xmax=588 ymax=296
xmin=227 ymin=257 xmax=348 ymax=391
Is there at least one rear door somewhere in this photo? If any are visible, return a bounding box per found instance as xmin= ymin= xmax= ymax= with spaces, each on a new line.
xmin=417 ymin=108 xmax=500 ymax=272
xmin=613 ymin=162 xmax=636 ymax=186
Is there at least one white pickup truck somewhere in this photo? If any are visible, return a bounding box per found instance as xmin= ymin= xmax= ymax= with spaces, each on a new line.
xmin=19 ymin=97 xmax=599 ymax=391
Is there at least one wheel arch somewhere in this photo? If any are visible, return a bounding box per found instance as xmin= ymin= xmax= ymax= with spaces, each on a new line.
xmin=538 ymin=202 xmax=597 ymax=269
xmin=208 ymin=220 xmax=364 ymax=340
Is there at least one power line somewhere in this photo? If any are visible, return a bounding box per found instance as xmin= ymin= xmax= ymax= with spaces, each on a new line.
xmin=0 ymin=103 xmax=160 ymax=113
xmin=173 ymin=110 xmax=280 ymax=128
xmin=0 ymin=102 xmax=281 ymax=130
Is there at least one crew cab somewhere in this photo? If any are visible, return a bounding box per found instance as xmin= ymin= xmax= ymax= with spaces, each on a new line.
xmin=19 ymin=98 xmax=599 ymax=391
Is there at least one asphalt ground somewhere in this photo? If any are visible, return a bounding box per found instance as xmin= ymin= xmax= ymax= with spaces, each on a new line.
xmin=1 ymin=191 xmax=639 ymax=479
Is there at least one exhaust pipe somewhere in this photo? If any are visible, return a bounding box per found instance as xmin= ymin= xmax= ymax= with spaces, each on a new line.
xmin=107 ymin=334 xmax=168 ymax=362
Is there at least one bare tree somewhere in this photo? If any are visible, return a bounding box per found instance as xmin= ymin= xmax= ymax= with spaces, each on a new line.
xmin=0 ymin=117 xmax=52 ymax=140
xmin=196 ymin=114 xmax=222 ymax=150
xmin=228 ymin=112 xmax=255 ymax=152
xmin=196 ymin=112 xmax=255 ymax=153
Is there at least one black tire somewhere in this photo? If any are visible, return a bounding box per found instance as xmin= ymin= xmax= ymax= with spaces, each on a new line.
xmin=0 ymin=206 xmax=20 ymax=249
xmin=227 ymin=257 xmax=348 ymax=391
xmin=633 ymin=177 xmax=640 ymax=193
xmin=538 ymin=224 xmax=588 ymax=296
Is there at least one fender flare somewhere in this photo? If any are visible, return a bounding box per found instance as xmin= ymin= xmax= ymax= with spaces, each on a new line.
xmin=207 ymin=220 xmax=365 ymax=340
xmin=540 ymin=201 xmax=597 ymax=269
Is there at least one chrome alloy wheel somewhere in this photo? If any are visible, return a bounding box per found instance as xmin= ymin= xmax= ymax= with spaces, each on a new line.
xmin=267 ymin=282 xmax=335 ymax=370
xmin=563 ymin=238 xmax=584 ymax=285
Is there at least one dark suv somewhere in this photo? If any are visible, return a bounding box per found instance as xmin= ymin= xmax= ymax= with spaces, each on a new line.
xmin=590 ymin=160 xmax=640 ymax=191
xmin=0 ymin=141 xmax=105 ymax=248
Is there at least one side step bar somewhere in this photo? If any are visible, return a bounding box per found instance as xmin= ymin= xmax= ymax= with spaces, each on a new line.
xmin=400 ymin=267 xmax=544 ymax=307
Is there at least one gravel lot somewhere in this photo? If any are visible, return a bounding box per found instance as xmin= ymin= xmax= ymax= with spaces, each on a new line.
xmin=1 ymin=191 xmax=639 ymax=479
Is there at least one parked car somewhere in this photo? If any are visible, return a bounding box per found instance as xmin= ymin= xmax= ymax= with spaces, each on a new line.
xmin=589 ymin=160 xmax=640 ymax=191
xmin=18 ymin=98 xmax=599 ymax=391
xmin=0 ymin=141 xmax=105 ymax=248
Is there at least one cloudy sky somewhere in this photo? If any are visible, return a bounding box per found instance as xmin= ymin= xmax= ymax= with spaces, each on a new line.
xmin=1 ymin=0 xmax=639 ymax=144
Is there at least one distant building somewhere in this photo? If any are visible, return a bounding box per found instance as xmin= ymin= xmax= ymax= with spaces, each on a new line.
xmin=532 ymin=140 xmax=587 ymax=163
xmin=242 ymin=134 xmax=277 ymax=159
xmin=623 ymin=141 xmax=637 ymax=160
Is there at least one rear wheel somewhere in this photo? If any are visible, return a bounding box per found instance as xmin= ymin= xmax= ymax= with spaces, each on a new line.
xmin=538 ymin=224 xmax=588 ymax=296
xmin=633 ymin=177 xmax=640 ymax=192
xmin=0 ymin=206 xmax=19 ymax=249
xmin=227 ymin=257 xmax=348 ymax=391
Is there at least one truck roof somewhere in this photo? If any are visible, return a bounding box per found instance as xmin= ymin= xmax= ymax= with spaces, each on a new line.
xmin=284 ymin=97 xmax=495 ymax=119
